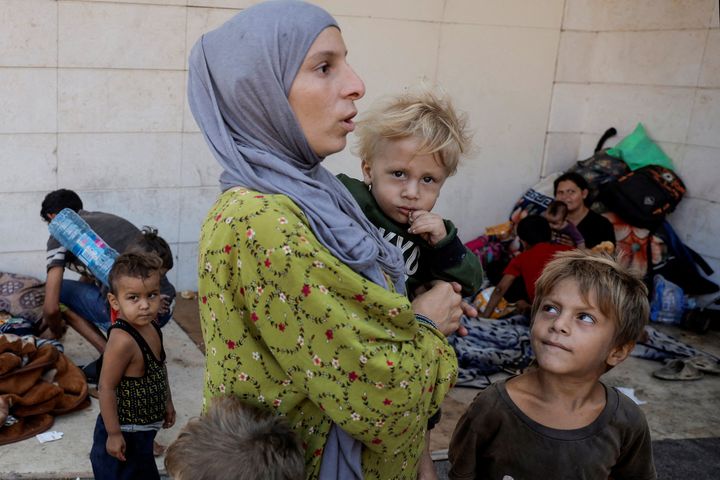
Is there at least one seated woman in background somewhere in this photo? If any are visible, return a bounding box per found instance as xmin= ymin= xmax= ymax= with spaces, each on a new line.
xmin=187 ymin=1 xmax=473 ymax=479
xmin=553 ymin=172 xmax=615 ymax=249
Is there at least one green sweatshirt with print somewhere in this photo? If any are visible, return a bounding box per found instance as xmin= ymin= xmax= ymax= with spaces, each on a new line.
xmin=339 ymin=174 xmax=484 ymax=297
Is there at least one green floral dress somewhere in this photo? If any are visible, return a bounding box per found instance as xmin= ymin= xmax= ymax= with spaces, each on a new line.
xmin=198 ymin=188 xmax=458 ymax=479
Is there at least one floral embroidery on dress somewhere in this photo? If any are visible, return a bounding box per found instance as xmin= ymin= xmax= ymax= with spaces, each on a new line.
xmin=198 ymin=188 xmax=458 ymax=479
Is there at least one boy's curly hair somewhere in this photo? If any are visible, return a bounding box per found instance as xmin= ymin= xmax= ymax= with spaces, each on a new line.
xmin=108 ymin=252 xmax=163 ymax=295
xmin=354 ymin=86 xmax=472 ymax=176
xmin=126 ymin=226 xmax=174 ymax=271
xmin=40 ymin=189 xmax=83 ymax=222
xmin=531 ymin=250 xmax=649 ymax=348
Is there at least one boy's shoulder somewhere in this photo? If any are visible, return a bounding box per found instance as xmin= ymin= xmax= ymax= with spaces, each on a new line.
xmin=513 ymin=242 xmax=572 ymax=264
xmin=107 ymin=322 xmax=136 ymax=343
xmin=608 ymin=385 xmax=651 ymax=430
xmin=526 ymin=242 xmax=574 ymax=255
xmin=337 ymin=173 xmax=362 ymax=190
xmin=474 ymin=380 xmax=649 ymax=436
xmin=462 ymin=381 xmax=511 ymax=429
xmin=337 ymin=174 xmax=373 ymax=206
xmin=104 ymin=324 xmax=142 ymax=361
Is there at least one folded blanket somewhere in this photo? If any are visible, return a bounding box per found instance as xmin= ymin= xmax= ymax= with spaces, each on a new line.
xmin=0 ymin=334 xmax=89 ymax=445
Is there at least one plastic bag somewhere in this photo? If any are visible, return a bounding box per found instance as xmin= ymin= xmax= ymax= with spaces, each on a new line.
xmin=606 ymin=123 xmax=675 ymax=171
xmin=473 ymin=287 xmax=514 ymax=319
xmin=650 ymin=275 xmax=686 ymax=324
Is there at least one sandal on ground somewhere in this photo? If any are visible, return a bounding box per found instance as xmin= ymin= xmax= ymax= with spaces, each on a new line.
xmin=687 ymin=355 xmax=720 ymax=374
xmin=652 ymin=359 xmax=703 ymax=381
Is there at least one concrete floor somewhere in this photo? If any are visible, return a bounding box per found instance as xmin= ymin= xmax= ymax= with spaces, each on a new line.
xmin=0 ymin=320 xmax=205 ymax=479
xmin=1 ymin=298 xmax=719 ymax=478
xmin=602 ymin=326 xmax=720 ymax=441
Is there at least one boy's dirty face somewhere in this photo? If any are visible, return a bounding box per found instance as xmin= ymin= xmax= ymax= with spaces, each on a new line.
xmin=361 ymin=136 xmax=448 ymax=225
xmin=531 ymin=278 xmax=627 ymax=378
xmin=107 ymin=273 xmax=162 ymax=327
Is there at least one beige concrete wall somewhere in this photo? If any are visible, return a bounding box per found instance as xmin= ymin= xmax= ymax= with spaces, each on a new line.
xmin=0 ymin=0 xmax=564 ymax=290
xmin=0 ymin=0 xmax=717 ymax=290
xmin=547 ymin=0 xmax=720 ymax=286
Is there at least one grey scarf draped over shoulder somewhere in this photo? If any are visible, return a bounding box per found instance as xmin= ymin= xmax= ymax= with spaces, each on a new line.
xmin=187 ymin=0 xmax=405 ymax=294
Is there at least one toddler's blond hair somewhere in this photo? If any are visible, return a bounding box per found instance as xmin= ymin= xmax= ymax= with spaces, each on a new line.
xmin=354 ymin=87 xmax=471 ymax=176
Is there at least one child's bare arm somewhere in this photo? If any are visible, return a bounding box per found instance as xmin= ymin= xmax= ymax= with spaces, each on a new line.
xmin=408 ymin=210 xmax=447 ymax=246
xmin=163 ymin=375 xmax=175 ymax=429
xmin=482 ymin=274 xmax=515 ymax=318
xmin=98 ymin=330 xmax=135 ymax=462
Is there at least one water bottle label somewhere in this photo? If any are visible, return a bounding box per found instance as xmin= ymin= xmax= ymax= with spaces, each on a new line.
xmin=48 ymin=208 xmax=119 ymax=287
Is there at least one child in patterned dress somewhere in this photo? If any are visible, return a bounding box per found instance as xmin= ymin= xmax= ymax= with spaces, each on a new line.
xmin=89 ymin=252 xmax=175 ymax=480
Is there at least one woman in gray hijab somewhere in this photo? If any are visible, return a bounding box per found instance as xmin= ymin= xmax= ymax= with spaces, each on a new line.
xmin=188 ymin=1 xmax=470 ymax=478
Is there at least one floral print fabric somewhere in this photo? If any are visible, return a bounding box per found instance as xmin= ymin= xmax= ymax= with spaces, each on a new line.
xmin=198 ymin=188 xmax=458 ymax=479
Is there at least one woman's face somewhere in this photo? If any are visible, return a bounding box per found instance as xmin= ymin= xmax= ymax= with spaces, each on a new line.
xmin=288 ymin=27 xmax=365 ymax=158
xmin=555 ymin=180 xmax=588 ymax=213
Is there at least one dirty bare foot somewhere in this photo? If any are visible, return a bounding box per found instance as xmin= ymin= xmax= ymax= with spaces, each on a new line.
xmin=417 ymin=433 xmax=438 ymax=480
xmin=153 ymin=440 xmax=166 ymax=457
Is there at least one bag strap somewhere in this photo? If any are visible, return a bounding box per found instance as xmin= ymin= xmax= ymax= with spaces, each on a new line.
xmin=595 ymin=127 xmax=617 ymax=152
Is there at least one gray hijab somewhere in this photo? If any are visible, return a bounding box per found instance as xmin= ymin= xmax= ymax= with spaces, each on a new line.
xmin=187 ymin=0 xmax=405 ymax=293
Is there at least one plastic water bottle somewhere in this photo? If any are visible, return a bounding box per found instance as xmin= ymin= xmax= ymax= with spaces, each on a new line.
xmin=48 ymin=208 xmax=119 ymax=287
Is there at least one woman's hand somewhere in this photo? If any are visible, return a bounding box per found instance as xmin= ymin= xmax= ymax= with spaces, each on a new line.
xmin=412 ymin=281 xmax=476 ymax=336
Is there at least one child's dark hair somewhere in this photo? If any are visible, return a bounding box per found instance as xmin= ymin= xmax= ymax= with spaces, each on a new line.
xmin=108 ymin=252 xmax=163 ymax=295
xmin=546 ymin=200 xmax=568 ymax=218
xmin=165 ymin=396 xmax=305 ymax=480
xmin=532 ymin=250 xmax=649 ymax=348
xmin=126 ymin=226 xmax=173 ymax=271
xmin=516 ymin=215 xmax=552 ymax=246
xmin=40 ymin=189 xmax=83 ymax=222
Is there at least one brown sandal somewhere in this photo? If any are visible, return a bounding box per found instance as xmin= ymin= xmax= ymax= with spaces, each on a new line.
xmin=687 ymin=355 xmax=720 ymax=374
xmin=652 ymin=359 xmax=703 ymax=381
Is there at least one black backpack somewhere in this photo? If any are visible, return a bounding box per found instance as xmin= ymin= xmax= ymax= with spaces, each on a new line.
xmin=599 ymin=165 xmax=686 ymax=230
xmin=568 ymin=150 xmax=629 ymax=207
